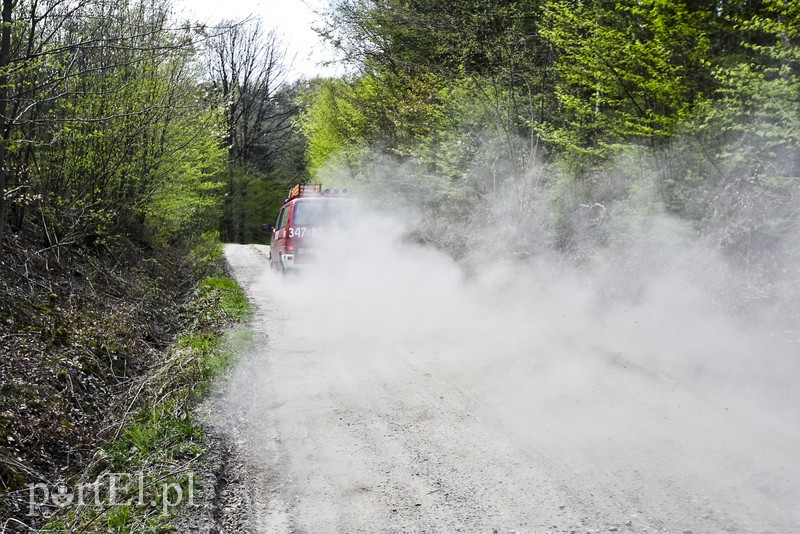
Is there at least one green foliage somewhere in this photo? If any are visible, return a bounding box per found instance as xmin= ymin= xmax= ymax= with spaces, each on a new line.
xmin=702 ymin=0 xmax=800 ymax=176
xmin=317 ymin=0 xmax=716 ymax=178
xmin=187 ymin=231 xmax=225 ymax=277
xmin=300 ymin=68 xmax=535 ymax=185
xmin=220 ymin=165 xmax=291 ymax=244
xmin=300 ymin=78 xmax=372 ymax=178
xmin=197 ymin=277 xmax=252 ymax=323
xmin=2 ymin=0 xmax=230 ymax=253
xmin=317 ymin=0 xmax=557 ymax=176
xmin=145 ymin=109 xmax=227 ymax=246
xmin=541 ymin=0 xmax=711 ymax=160
xmin=108 ymin=399 xmax=203 ymax=468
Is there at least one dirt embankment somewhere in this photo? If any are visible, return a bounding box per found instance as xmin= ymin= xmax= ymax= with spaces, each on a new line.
xmin=0 ymin=234 xmax=199 ymax=528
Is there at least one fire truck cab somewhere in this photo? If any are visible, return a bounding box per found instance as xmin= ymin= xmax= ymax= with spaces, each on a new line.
xmin=267 ymin=183 xmax=354 ymax=272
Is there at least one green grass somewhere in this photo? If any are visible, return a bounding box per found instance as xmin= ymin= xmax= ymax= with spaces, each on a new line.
xmin=198 ymin=276 xmax=252 ymax=322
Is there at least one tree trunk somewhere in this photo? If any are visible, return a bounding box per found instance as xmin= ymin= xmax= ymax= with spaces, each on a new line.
xmin=0 ymin=0 xmax=12 ymax=256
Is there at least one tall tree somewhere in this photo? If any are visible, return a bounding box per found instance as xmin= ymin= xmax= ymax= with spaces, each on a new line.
xmin=203 ymin=18 xmax=300 ymax=242
xmin=204 ymin=18 xmax=293 ymax=170
xmin=322 ymin=0 xmax=558 ymax=162
xmin=0 ymin=0 xmax=11 ymax=255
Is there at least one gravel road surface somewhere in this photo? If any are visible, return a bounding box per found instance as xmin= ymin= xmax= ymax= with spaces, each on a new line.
xmin=203 ymin=243 xmax=800 ymax=533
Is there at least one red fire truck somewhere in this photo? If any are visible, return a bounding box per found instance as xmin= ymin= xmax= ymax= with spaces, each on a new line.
xmin=266 ymin=183 xmax=354 ymax=272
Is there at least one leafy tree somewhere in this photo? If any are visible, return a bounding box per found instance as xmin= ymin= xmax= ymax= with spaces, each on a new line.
xmin=705 ymin=0 xmax=800 ymax=176
xmin=203 ymin=18 xmax=292 ymax=170
xmin=542 ymin=0 xmax=712 ymax=163
xmin=144 ymin=108 xmax=226 ymax=246
xmin=322 ymin=0 xmax=558 ymax=166
xmin=0 ymin=0 xmax=228 ymax=253
xmin=299 ymin=77 xmax=371 ymax=179
xmin=664 ymin=0 xmax=800 ymax=261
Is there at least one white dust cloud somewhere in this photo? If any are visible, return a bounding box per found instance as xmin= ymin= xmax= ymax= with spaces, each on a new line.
xmin=230 ymin=156 xmax=800 ymax=530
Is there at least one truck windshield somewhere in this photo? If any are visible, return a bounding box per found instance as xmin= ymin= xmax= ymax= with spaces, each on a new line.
xmin=292 ymin=200 xmax=353 ymax=227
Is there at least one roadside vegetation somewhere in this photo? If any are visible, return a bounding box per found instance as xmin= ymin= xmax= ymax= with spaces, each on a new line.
xmin=39 ymin=265 xmax=253 ymax=533
xmin=0 ymin=231 xmax=253 ymax=531
xmin=0 ymin=0 xmax=276 ymax=531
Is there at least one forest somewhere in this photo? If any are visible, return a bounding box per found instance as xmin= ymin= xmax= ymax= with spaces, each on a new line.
xmin=0 ymin=0 xmax=796 ymax=264
xmin=0 ymin=0 xmax=798 ymax=529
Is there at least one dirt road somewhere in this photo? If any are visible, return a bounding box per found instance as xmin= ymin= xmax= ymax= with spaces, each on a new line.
xmin=208 ymin=243 xmax=799 ymax=533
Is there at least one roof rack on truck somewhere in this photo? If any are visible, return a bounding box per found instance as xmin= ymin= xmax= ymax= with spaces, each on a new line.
xmin=286 ymin=183 xmax=351 ymax=202
xmin=288 ymin=183 xmax=322 ymax=200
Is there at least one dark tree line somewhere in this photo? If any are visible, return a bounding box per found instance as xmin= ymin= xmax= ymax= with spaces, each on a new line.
xmin=201 ymin=18 xmax=307 ymax=244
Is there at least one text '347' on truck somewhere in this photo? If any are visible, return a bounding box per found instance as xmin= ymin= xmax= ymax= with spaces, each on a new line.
xmin=264 ymin=184 xmax=355 ymax=273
